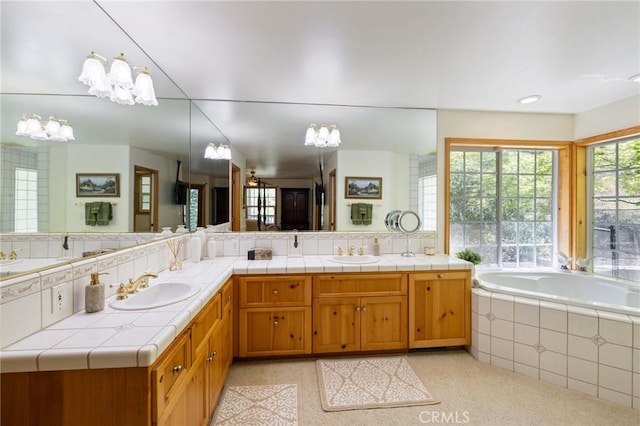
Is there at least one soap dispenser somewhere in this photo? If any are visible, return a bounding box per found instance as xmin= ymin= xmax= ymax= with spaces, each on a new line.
xmin=85 ymin=272 xmax=106 ymax=313
xmin=372 ymin=237 xmax=381 ymax=256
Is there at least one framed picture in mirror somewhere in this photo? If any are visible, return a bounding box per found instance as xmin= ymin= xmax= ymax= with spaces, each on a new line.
xmin=345 ymin=176 xmax=382 ymax=199
xmin=76 ymin=173 xmax=120 ymax=197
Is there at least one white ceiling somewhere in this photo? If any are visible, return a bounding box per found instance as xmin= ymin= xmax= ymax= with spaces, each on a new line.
xmin=2 ymin=1 xmax=639 ymax=179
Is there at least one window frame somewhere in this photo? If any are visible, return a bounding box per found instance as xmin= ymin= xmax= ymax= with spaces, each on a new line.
xmin=245 ymin=186 xmax=277 ymax=225
xmin=444 ymin=138 xmax=573 ymax=258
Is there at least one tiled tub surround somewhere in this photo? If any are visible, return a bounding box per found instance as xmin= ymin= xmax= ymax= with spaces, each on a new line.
xmin=0 ymin=230 xmax=442 ymax=367
xmin=470 ymin=288 xmax=640 ymax=409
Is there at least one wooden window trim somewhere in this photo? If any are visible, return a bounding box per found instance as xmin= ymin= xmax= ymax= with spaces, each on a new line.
xmin=443 ymin=137 xmax=573 ymax=256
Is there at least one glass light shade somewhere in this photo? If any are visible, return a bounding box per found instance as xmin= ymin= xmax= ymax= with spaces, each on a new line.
xmin=15 ymin=118 xmax=28 ymax=136
xmin=25 ymin=116 xmax=42 ymax=135
xmin=315 ymin=125 xmax=329 ymax=147
xmin=327 ymin=127 xmax=341 ymax=147
xmin=88 ymin=74 xmax=112 ymax=98
xmin=44 ymin=119 xmax=61 ymax=136
xmin=108 ymin=56 xmax=133 ymax=89
xmin=204 ymin=143 xmax=217 ymax=159
xmin=59 ymin=124 xmax=75 ymax=141
xmin=30 ymin=127 xmax=49 ymax=141
xmin=133 ymin=72 xmax=158 ymax=106
xmin=304 ymin=125 xmax=317 ymax=146
xmin=110 ymin=85 xmax=135 ymax=105
xmin=78 ymin=56 xmax=107 ymax=87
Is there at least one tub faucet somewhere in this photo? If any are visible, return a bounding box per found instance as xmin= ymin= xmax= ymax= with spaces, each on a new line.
xmin=126 ymin=272 xmax=158 ymax=293
xmin=556 ymin=251 xmax=572 ymax=270
xmin=576 ymin=257 xmax=593 ymax=272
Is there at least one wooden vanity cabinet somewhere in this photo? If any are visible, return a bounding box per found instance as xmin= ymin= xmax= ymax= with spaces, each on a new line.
xmin=409 ymin=270 xmax=471 ymax=348
xmin=312 ymin=273 xmax=408 ymax=354
xmin=237 ymin=275 xmax=312 ymax=357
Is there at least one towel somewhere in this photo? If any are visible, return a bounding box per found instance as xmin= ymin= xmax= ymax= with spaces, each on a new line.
xmin=351 ymin=203 xmax=373 ymax=225
xmin=96 ymin=202 xmax=113 ymax=226
xmin=85 ymin=202 xmax=113 ymax=226
xmin=351 ymin=203 xmax=363 ymax=225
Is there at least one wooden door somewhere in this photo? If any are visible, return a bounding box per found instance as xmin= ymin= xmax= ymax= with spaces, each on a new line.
xmin=312 ymin=297 xmax=360 ymax=353
xmin=360 ymin=296 xmax=408 ymax=351
xmin=134 ymin=166 xmax=158 ymax=232
xmin=231 ymin=163 xmax=241 ymax=231
xmin=280 ymin=188 xmax=309 ymax=230
xmin=409 ymin=271 xmax=470 ymax=348
xmin=214 ymin=187 xmax=229 ymax=224
xmin=328 ymin=169 xmax=336 ymax=231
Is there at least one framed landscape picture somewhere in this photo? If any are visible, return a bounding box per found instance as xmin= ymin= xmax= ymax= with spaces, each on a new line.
xmin=76 ymin=173 xmax=120 ymax=197
xmin=345 ymin=176 xmax=382 ymax=199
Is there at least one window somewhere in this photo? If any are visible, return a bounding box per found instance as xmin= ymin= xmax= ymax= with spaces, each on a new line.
xmin=14 ymin=168 xmax=38 ymax=232
xmin=138 ymin=175 xmax=151 ymax=212
xmin=246 ymin=187 xmax=276 ymax=224
xmin=589 ymin=136 xmax=640 ymax=282
xmin=449 ymin=148 xmax=555 ymax=268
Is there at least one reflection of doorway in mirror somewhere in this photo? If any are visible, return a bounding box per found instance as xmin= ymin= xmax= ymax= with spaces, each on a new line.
xmin=328 ymin=169 xmax=337 ymax=231
xmin=231 ymin=164 xmax=241 ymax=231
xmin=134 ymin=166 xmax=158 ymax=232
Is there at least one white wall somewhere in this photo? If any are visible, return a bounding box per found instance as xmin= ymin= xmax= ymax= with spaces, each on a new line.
xmin=574 ymin=94 xmax=640 ymax=140
xmin=63 ymin=145 xmax=130 ymax=232
xmin=129 ymin=147 xmax=183 ymax=230
xmin=336 ymin=150 xmax=410 ymax=231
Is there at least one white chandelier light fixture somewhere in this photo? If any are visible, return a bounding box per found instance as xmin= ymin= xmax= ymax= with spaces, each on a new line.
xmin=16 ymin=114 xmax=75 ymax=142
xmin=304 ymin=123 xmax=341 ymax=148
xmin=204 ymin=143 xmax=232 ymax=160
xmin=78 ymin=52 xmax=158 ymax=106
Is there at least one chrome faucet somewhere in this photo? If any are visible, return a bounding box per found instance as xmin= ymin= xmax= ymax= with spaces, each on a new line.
xmin=576 ymin=257 xmax=593 ymax=272
xmin=556 ymin=251 xmax=572 ymax=270
xmin=126 ymin=272 xmax=158 ymax=293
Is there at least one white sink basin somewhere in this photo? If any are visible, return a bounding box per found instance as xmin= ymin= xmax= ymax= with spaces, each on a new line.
xmin=0 ymin=259 xmax=22 ymax=266
xmin=110 ymin=282 xmax=200 ymax=311
xmin=327 ymin=255 xmax=380 ymax=264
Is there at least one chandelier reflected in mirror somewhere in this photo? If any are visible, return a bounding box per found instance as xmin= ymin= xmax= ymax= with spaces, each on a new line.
xmin=204 ymin=143 xmax=231 ymax=160
xmin=78 ymin=52 xmax=158 ymax=106
xmin=16 ymin=114 xmax=75 ymax=142
xmin=246 ymin=170 xmax=258 ymax=187
xmin=304 ymin=123 xmax=341 ymax=148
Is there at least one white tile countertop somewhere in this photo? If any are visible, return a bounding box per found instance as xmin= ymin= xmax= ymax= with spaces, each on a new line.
xmin=0 ymin=254 xmax=470 ymax=373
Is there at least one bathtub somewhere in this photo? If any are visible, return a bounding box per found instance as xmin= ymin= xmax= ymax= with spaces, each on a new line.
xmin=470 ymin=270 xmax=640 ymax=409
xmin=475 ymin=270 xmax=640 ymax=316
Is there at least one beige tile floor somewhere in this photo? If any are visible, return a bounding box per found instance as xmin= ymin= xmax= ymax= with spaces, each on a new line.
xmin=216 ymin=349 xmax=638 ymax=426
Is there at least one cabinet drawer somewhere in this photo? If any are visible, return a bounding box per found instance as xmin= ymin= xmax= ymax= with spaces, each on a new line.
xmin=191 ymin=293 xmax=221 ymax=357
xmin=239 ymin=275 xmax=311 ymax=307
xmin=152 ymin=329 xmax=191 ymax=421
xmin=313 ymin=273 xmax=406 ymax=297
xmin=412 ymin=271 xmax=470 ymax=281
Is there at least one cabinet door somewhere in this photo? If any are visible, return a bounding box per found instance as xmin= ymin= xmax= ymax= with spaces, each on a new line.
xmin=239 ymin=307 xmax=311 ymax=357
xmin=206 ymin=326 xmax=225 ymax=413
xmin=188 ymin=353 xmax=208 ymax=426
xmin=360 ymin=296 xmax=408 ymax=351
xmin=152 ymin=330 xmax=191 ymax=422
xmin=312 ymin=297 xmax=360 ymax=353
xmin=409 ymin=271 xmax=471 ymax=348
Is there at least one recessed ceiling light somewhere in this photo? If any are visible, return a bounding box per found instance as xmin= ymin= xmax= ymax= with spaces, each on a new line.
xmin=629 ymin=73 xmax=640 ymax=82
xmin=517 ymin=95 xmax=541 ymax=104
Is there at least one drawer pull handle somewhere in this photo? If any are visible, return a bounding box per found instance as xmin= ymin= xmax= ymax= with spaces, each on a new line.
xmin=206 ymin=356 xmax=213 ymax=363
xmin=438 ymin=274 xmax=444 ymax=278
xmin=226 ymin=295 xmax=231 ymax=301
xmin=361 ymin=306 xmax=367 ymax=312
xmin=172 ymin=365 xmax=183 ymax=374
xmin=274 ymin=320 xmax=279 ymax=326
xmin=273 ymin=290 xmax=279 ymax=295
xmin=355 ymin=306 xmax=361 ymax=312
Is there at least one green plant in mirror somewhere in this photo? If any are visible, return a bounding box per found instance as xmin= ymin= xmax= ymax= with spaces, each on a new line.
xmin=456 ymin=248 xmax=482 ymax=265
